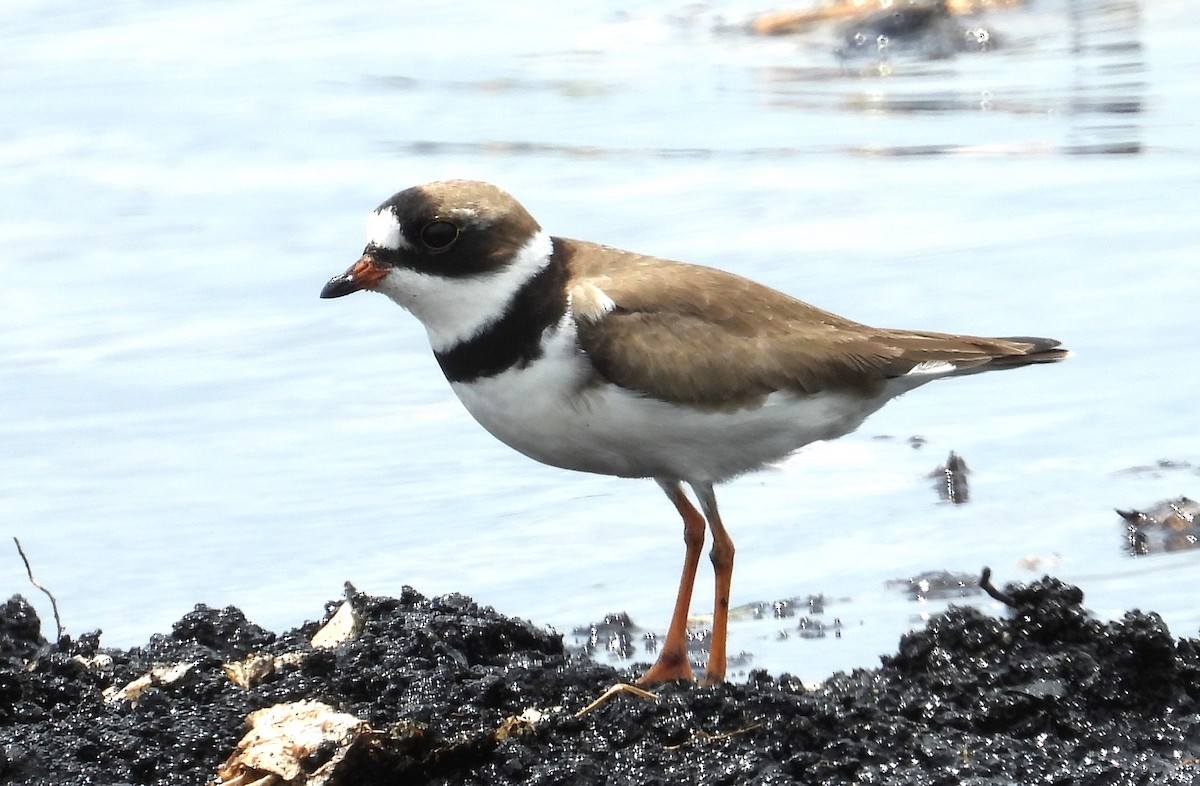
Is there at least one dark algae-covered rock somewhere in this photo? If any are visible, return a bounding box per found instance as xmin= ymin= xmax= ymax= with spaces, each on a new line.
xmin=2 ymin=577 xmax=1199 ymax=785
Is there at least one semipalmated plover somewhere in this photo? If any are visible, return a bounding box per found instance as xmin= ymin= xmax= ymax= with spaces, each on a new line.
xmin=321 ymin=179 xmax=1068 ymax=684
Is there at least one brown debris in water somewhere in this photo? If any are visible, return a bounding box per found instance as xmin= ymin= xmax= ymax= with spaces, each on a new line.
xmin=1119 ymin=496 xmax=1199 ymax=555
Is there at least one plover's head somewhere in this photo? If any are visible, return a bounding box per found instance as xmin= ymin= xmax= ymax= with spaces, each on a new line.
xmin=321 ymin=180 xmax=553 ymax=350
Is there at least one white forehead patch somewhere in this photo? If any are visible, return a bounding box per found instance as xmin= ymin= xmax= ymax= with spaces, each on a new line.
xmin=365 ymin=208 xmax=410 ymax=251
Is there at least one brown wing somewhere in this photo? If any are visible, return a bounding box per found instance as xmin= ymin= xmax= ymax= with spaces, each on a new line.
xmin=560 ymin=238 xmax=1066 ymax=409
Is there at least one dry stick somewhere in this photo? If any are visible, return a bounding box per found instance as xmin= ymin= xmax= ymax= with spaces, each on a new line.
xmin=13 ymin=537 xmax=64 ymax=640
xmin=663 ymin=723 xmax=765 ymax=751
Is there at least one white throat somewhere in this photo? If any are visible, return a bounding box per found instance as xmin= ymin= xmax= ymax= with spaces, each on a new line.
xmin=375 ymin=229 xmax=554 ymax=352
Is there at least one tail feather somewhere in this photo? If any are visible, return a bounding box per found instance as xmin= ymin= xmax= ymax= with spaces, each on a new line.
xmin=880 ymin=333 xmax=1070 ymax=388
xmin=949 ymin=336 xmax=1070 ymax=375
xmin=999 ymin=335 xmax=1063 ymax=352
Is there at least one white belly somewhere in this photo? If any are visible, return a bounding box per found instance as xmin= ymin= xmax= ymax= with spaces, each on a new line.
xmin=448 ymin=323 xmax=886 ymax=483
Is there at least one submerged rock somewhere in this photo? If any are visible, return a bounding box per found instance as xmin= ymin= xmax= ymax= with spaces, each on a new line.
xmin=837 ymin=0 xmax=999 ymax=60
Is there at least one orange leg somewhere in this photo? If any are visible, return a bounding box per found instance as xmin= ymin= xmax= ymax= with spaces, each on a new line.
xmin=636 ymin=480 xmax=706 ymax=684
xmin=693 ymin=482 xmax=734 ymax=685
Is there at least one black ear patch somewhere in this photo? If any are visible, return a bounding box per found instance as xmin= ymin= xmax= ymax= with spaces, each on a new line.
xmin=420 ymin=220 xmax=460 ymax=251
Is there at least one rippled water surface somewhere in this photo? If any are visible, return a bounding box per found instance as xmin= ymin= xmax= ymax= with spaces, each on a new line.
xmin=2 ymin=0 xmax=1197 ymax=681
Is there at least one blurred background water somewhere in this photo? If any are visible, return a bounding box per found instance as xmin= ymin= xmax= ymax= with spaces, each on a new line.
xmin=2 ymin=0 xmax=1197 ymax=682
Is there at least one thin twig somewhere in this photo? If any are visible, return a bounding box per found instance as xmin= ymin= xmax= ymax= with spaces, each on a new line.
xmin=664 ymin=722 xmax=764 ymax=750
xmin=13 ymin=537 xmax=64 ymax=640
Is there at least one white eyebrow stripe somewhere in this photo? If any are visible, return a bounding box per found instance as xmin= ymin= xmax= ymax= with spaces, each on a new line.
xmin=366 ymin=208 xmax=411 ymax=251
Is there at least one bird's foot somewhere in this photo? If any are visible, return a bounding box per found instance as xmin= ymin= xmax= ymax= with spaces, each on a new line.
xmin=634 ymin=647 xmax=694 ymax=685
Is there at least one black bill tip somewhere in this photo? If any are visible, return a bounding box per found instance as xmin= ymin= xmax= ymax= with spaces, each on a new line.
xmin=320 ymin=274 xmax=360 ymax=299
xmin=320 ymin=256 xmax=386 ymax=299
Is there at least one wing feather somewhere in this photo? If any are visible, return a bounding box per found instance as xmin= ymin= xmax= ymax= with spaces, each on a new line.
xmin=557 ymin=238 xmax=1064 ymax=409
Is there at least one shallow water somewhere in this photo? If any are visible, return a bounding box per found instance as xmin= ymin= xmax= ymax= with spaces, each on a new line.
xmin=2 ymin=0 xmax=1198 ymax=681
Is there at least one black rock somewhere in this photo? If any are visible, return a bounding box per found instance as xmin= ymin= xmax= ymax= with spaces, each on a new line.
xmin=1 ymin=579 xmax=1198 ymax=785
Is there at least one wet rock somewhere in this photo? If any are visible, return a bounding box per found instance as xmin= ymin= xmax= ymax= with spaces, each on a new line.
xmin=571 ymin=612 xmax=641 ymax=660
xmin=749 ymin=0 xmax=1018 ymax=36
xmin=0 ymin=596 xmax=44 ymax=664
xmin=930 ymin=450 xmax=971 ymax=504
xmin=886 ymin=569 xmax=982 ymax=601
xmin=169 ymin=603 xmax=276 ymax=656
xmin=836 ymin=0 xmax=998 ymax=61
xmin=1 ymin=579 xmax=1199 ymax=785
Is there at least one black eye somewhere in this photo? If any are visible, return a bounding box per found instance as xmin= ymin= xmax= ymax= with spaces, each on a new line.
xmin=420 ymin=220 xmax=460 ymax=251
